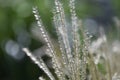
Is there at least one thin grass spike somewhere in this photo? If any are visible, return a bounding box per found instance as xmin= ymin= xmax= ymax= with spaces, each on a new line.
xmin=22 ymin=48 xmax=55 ymax=80
xmin=69 ymin=0 xmax=82 ymax=79
xmin=32 ymin=6 xmax=65 ymax=80
xmin=54 ymin=0 xmax=76 ymax=79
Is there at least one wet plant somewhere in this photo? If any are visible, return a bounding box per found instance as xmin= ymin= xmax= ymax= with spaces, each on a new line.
xmin=23 ymin=0 xmax=120 ymax=80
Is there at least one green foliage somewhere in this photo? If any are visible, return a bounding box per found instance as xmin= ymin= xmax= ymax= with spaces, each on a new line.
xmin=97 ymin=63 xmax=106 ymax=75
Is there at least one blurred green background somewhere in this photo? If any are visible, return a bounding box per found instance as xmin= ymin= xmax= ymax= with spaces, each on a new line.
xmin=0 ymin=0 xmax=120 ymax=80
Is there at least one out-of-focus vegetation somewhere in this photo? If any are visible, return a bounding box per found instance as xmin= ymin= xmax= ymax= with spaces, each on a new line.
xmin=0 ymin=0 xmax=120 ymax=80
